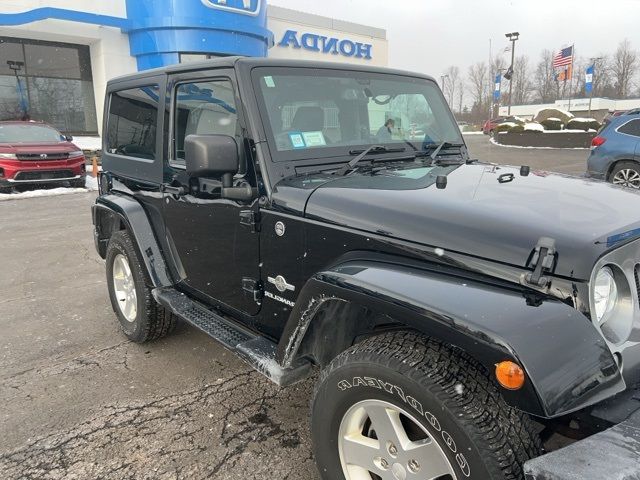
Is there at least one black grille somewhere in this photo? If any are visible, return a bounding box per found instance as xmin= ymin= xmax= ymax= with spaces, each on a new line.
xmin=17 ymin=153 xmax=69 ymax=161
xmin=14 ymin=170 xmax=74 ymax=181
xmin=635 ymin=265 xmax=640 ymax=304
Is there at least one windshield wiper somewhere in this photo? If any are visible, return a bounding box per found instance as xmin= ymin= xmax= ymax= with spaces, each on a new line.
xmin=336 ymin=145 xmax=406 ymax=176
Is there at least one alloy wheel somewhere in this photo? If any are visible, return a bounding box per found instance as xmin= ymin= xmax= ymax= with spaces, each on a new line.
xmin=338 ymin=399 xmax=456 ymax=480
xmin=112 ymin=253 xmax=138 ymax=322
xmin=612 ymin=168 xmax=640 ymax=189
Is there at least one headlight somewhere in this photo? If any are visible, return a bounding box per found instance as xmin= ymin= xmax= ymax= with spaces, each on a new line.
xmin=0 ymin=153 xmax=17 ymax=159
xmin=593 ymin=266 xmax=618 ymax=323
xmin=68 ymin=150 xmax=84 ymax=158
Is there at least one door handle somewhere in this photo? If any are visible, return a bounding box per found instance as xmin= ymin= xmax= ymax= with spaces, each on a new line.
xmin=160 ymin=184 xmax=186 ymax=196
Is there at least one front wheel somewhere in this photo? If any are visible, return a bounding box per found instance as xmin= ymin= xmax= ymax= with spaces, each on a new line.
xmin=311 ymin=332 xmax=542 ymax=480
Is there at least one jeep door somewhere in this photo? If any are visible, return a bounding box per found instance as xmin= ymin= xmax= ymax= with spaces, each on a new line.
xmin=162 ymin=70 xmax=261 ymax=316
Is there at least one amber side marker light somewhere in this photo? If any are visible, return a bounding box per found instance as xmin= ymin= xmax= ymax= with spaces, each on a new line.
xmin=495 ymin=361 xmax=525 ymax=390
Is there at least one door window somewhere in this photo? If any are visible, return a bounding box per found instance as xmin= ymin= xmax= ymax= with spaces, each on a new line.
xmin=106 ymin=86 xmax=159 ymax=160
xmin=172 ymin=79 xmax=238 ymax=165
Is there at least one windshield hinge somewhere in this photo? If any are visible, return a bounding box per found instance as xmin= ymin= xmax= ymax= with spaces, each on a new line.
xmin=525 ymin=237 xmax=556 ymax=287
xmin=240 ymin=210 xmax=260 ymax=233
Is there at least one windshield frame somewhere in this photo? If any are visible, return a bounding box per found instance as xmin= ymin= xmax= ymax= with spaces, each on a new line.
xmin=250 ymin=66 xmax=464 ymax=165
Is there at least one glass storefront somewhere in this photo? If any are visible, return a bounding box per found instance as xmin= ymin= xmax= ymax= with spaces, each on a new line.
xmin=0 ymin=37 xmax=98 ymax=134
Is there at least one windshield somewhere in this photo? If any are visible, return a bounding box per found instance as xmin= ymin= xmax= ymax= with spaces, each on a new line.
xmin=252 ymin=67 xmax=462 ymax=161
xmin=0 ymin=124 xmax=65 ymax=143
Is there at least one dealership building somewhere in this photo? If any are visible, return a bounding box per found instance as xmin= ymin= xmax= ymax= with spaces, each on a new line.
xmin=0 ymin=1 xmax=388 ymax=135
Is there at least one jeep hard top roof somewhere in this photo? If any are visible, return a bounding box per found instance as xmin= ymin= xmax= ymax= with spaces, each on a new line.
xmin=106 ymin=57 xmax=438 ymax=87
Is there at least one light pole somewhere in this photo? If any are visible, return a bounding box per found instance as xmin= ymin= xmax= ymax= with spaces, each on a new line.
xmin=7 ymin=61 xmax=28 ymax=119
xmin=504 ymin=32 xmax=519 ymax=115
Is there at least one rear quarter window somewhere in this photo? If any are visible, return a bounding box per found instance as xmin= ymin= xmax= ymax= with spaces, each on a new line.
xmin=617 ymin=118 xmax=640 ymax=137
xmin=106 ymin=86 xmax=160 ymax=160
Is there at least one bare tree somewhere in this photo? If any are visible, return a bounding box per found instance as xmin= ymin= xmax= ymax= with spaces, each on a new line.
xmin=457 ymin=81 xmax=465 ymax=114
xmin=467 ymin=61 xmax=488 ymax=108
xmin=611 ymin=39 xmax=638 ymax=98
xmin=443 ymin=66 xmax=460 ymax=110
xmin=511 ymin=55 xmax=532 ymax=105
xmin=532 ymin=49 xmax=559 ymax=103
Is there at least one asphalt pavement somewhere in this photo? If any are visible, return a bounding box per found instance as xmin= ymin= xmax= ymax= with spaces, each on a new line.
xmin=0 ymin=136 xmax=591 ymax=479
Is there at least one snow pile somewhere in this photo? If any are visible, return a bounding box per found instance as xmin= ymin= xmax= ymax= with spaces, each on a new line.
xmin=495 ymin=122 xmax=520 ymax=133
xmin=72 ymin=136 xmax=102 ymax=151
xmin=523 ymin=122 xmax=544 ymax=132
xmin=569 ymin=117 xmax=597 ymax=123
xmin=0 ymin=175 xmax=98 ymax=202
xmin=534 ymin=108 xmax=574 ymax=124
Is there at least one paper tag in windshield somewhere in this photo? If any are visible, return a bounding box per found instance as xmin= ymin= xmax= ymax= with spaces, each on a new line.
xmin=302 ymin=131 xmax=326 ymax=147
xmin=289 ymin=132 xmax=306 ymax=149
xmin=264 ymin=76 xmax=275 ymax=88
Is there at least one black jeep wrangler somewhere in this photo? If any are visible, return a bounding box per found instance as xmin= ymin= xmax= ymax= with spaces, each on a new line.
xmin=93 ymin=57 xmax=640 ymax=480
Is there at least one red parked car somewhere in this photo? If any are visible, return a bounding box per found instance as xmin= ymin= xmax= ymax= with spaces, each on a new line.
xmin=0 ymin=121 xmax=86 ymax=192
xmin=482 ymin=117 xmax=504 ymax=135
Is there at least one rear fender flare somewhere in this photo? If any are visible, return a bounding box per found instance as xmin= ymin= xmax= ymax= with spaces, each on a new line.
xmin=276 ymin=260 xmax=624 ymax=418
xmin=92 ymin=193 xmax=173 ymax=287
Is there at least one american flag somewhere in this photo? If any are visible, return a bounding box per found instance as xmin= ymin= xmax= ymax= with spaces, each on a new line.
xmin=553 ymin=46 xmax=574 ymax=68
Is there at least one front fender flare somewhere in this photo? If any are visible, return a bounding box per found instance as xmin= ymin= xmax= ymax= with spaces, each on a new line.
xmin=277 ymin=260 xmax=624 ymax=418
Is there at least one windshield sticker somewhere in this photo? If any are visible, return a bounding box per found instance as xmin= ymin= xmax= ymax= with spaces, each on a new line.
xmin=264 ymin=76 xmax=276 ymax=88
xmin=288 ymin=132 xmax=306 ymax=149
xmin=301 ymin=131 xmax=326 ymax=147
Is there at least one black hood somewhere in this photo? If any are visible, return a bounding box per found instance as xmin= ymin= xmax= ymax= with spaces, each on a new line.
xmin=285 ymin=163 xmax=640 ymax=280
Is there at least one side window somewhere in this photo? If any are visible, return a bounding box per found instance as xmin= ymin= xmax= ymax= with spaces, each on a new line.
xmin=173 ymin=79 xmax=238 ymax=164
xmin=618 ymin=119 xmax=640 ymax=137
xmin=106 ymin=86 xmax=159 ymax=160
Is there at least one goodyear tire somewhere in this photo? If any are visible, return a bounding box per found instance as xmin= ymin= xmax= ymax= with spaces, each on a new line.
xmin=106 ymin=230 xmax=176 ymax=343
xmin=311 ymin=332 xmax=542 ymax=480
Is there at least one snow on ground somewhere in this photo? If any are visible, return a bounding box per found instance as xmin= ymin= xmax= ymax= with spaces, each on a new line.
xmin=72 ymin=136 xmax=102 ymax=151
xmin=0 ymin=175 xmax=98 ymax=202
xmin=489 ymin=137 xmax=589 ymax=150
xmin=462 ymin=131 xmax=484 ymax=135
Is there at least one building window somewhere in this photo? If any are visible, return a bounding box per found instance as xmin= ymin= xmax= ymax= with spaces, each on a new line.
xmin=107 ymin=86 xmax=160 ymax=160
xmin=0 ymin=37 xmax=98 ymax=134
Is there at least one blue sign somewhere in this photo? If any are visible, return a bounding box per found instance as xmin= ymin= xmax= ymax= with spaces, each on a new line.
xmin=493 ymin=73 xmax=501 ymax=101
xmin=585 ymin=64 xmax=594 ymax=94
xmin=0 ymin=0 xmax=273 ymax=71
xmin=278 ymin=30 xmax=372 ymax=60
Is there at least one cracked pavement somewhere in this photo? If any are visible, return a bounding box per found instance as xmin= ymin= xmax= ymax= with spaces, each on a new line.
xmin=0 ymin=193 xmax=319 ymax=480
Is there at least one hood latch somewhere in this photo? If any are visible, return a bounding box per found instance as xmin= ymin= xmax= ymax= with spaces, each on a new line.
xmin=525 ymin=237 xmax=556 ymax=287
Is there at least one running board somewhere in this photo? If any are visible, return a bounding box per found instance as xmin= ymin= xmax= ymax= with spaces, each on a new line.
xmin=152 ymin=287 xmax=311 ymax=386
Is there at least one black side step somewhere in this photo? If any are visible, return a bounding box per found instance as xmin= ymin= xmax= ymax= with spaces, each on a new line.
xmin=152 ymin=287 xmax=311 ymax=387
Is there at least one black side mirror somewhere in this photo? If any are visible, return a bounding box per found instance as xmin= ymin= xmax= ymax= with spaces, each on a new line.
xmin=185 ymin=134 xmax=239 ymax=180
xmin=65 ymin=135 xmax=73 ymax=142
xmin=185 ymin=134 xmax=254 ymax=201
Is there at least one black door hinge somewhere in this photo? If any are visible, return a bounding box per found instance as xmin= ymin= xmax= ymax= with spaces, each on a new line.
xmin=242 ymin=277 xmax=263 ymax=303
xmin=525 ymin=237 xmax=556 ymax=287
xmin=240 ymin=210 xmax=260 ymax=232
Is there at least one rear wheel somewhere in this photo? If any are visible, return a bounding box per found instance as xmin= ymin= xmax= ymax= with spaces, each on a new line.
xmin=311 ymin=332 xmax=542 ymax=480
xmin=610 ymin=161 xmax=640 ymax=189
xmin=106 ymin=230 xmax=176 ymax=342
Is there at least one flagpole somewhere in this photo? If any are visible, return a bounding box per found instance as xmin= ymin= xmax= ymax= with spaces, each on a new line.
xmin=566 ymin=44 xmax=575 ymax=114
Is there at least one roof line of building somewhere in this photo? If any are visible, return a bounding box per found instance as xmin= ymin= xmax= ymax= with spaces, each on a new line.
xmin=267 ymin=5 xmax=386 ymax=40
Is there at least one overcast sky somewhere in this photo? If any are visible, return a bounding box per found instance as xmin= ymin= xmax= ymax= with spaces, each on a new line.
xmin=269 ymin=0 xmax=640 ymax=79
